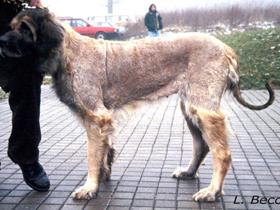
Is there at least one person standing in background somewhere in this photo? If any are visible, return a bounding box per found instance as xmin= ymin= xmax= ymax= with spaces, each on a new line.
xmin=144 ymin=3 xmax=163 ymax=37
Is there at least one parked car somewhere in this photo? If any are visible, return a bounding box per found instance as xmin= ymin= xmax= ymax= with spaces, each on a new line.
xmin=89 ymin=21 xmax=127 ymax=34
xmin=59 ymin=17 xmax=119 ymax=40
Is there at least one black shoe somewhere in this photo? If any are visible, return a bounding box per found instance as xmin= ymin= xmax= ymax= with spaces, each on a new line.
xmin=19 ymin=162 xmax=50 ymax=192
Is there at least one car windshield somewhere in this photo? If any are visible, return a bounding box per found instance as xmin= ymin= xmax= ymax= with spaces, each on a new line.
xmin=72 ymin=19 xmax=88 ymax=27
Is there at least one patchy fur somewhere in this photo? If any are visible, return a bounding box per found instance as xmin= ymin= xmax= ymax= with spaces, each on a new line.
xmin=0 ymin=8 xmax=275 ymax=202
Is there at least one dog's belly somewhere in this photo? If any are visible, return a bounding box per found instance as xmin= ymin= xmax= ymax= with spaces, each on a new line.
xmin=102 ymin=69 xmax=186 ymax=108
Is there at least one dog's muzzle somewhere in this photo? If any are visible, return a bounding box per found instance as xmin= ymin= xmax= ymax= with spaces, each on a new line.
xmin=0 ymin=38 xmax=22 ymax=58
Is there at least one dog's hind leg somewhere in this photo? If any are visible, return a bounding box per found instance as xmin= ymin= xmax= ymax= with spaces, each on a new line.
xmin=72 ymin=109 xmax=114 ymax=200
xmin=173 ymin=56 xmax=232 ymax=201
xmin=172 ymin=101 xmax=209 ymax=179
xmin=189 ymin=106 xmax=231 ymax=202
xmin=101 ymin=137 xmax=115 ymax=181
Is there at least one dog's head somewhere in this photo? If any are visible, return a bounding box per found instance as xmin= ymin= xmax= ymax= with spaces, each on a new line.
xmin=0 ymin=8 xmax=64 ymax=58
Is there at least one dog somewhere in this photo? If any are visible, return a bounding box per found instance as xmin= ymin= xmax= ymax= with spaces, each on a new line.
xmin=0 ymin=8 xmax=275 ymax=202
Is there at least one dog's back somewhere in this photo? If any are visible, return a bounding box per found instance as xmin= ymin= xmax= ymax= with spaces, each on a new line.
xmin=98 ymin=33 xmax=234 ymax=109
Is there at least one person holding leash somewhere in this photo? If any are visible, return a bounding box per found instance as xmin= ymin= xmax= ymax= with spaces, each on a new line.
xmin=0 ymin=0 xmax=49 ymax=191
xmin=144 ymin=3 xmax=163 ymax=37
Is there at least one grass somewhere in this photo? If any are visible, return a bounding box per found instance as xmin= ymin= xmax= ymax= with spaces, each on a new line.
xmin=217 ymin=27 xmax=280 ymax=89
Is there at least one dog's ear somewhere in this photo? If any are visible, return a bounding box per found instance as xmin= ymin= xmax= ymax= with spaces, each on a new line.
xmin=37 ymin=13 xmax=64 ymax=55
xmin=21 ymin=20 xmax=37 ymax=42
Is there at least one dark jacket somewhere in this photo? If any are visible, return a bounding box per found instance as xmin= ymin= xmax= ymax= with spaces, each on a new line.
xmin=0 ymin=0 xmax=29 ymax=88
xmin=144 ymin=11 xmax=163 ymax=32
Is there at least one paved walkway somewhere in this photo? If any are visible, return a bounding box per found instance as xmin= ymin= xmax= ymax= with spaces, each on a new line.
xmin=0 ymin=86 xmax=280 ymax=210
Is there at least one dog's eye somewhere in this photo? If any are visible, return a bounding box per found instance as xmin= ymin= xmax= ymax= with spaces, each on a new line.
xmin=19 ymin=22 xmax=35 ymax=41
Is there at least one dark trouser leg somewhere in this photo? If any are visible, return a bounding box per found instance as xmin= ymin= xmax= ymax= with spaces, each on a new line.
xmin=7 ymin=71 xmax=43 ymax=165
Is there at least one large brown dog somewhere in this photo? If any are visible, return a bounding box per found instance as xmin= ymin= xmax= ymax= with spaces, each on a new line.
xmin=0 ymin=8 xmax=274 ymax=201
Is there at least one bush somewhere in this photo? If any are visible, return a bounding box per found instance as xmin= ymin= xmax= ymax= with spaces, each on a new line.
xmin=218 ymin=28 xmax=280 ymax=89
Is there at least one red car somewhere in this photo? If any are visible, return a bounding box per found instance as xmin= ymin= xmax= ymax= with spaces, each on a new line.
xmin=59 ymin=17 xmax=119 ymax=40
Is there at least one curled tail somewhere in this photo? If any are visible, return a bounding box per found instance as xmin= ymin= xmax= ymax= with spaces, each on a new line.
xmin=232 ymin=80 xmax=274 ymax=110
xmin=225 ymin=48 xmax=275 ymax=110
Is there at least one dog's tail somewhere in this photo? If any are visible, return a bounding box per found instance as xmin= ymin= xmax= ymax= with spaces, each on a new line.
xmin=231 ymin=80 xmax=274 ymax=110
xmin=225 ymin=48 xmax=275 ymax=110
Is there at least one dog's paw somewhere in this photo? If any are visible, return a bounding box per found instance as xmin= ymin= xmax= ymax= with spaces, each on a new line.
xmin=192 ymin=187 xmax=223 ymax=202
xmin=72 ymin=185 xmax=98 ymax=200
xmin=171 ymin=167 xmax=196 ymax=180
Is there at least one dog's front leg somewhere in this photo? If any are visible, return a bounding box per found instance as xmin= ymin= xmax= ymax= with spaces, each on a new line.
xmin=73 ymin=122 xmax=109 ymax=200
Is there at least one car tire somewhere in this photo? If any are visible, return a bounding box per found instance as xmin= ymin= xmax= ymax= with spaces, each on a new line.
xmin=96 ymin=32 xmax=106 ymax=40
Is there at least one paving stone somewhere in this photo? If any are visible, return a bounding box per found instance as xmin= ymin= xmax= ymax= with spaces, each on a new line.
xmin=132 ymin=199 xmax=154 ymax=207
xmin=177 ymin=201 xmax=199 ymax=209
xmin=0 ymin=204 xmax=17 ymax=210
xmin=112 ymin=192 xmax=134 ymax=199
xmin=1 ymin=196 xmax=23 ymax=204
xmin=0 ymin=87 xmax=279 ymax=209
xmin=14 ymin=204 xmax=40 ymax=210
xmin=37 ymin=204 xmax=61 ymax=210
xmin=155 ymin=199 xmax=176 ymax=208
xmin=108 ymin=207 xmax=130 ymax=210
xmin=60 ymin=205 xmax=84 ymax=210
xmin=109 ymin=198 xmax=132 ymax=206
